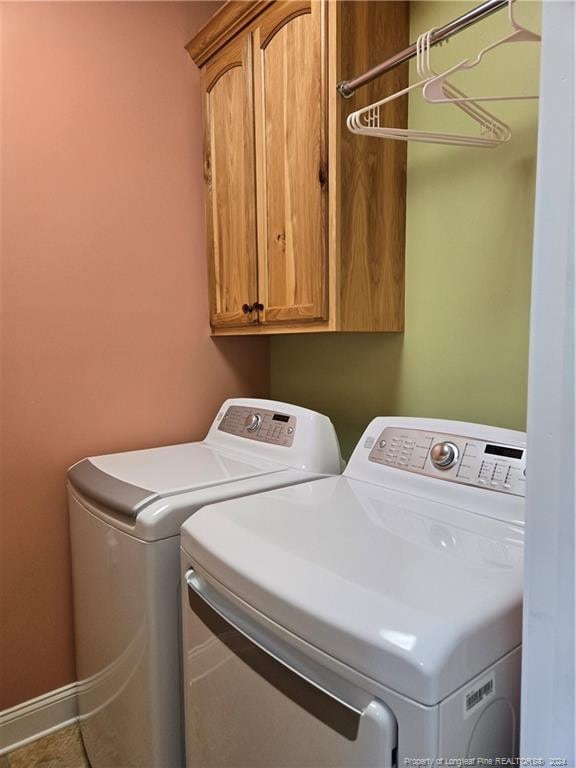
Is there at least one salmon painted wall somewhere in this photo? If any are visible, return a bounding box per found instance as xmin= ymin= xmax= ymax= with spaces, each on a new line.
xmin=0 ymin=2 xmax=268 ymax=710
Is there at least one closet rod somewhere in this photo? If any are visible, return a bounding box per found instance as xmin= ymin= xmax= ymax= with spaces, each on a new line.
xmin=337 ymin=0 xmax=509 ymax=98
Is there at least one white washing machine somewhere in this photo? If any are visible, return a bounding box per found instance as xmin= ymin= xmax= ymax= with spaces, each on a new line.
xmin=180 ymin=417 xmax=526 ymax=767
xmin=68 ymin=398 xmax=342 ymax=768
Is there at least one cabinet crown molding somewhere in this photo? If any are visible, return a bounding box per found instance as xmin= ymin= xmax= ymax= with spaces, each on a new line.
xmin=186 ymin=1 xmax=273 ymax=66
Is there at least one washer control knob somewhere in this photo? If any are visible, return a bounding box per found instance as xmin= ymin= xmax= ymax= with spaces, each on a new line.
xmin=245 ymin=413 xmax=262 ymax=433
xmin=430 ymin=441 xmax=459 ymax=470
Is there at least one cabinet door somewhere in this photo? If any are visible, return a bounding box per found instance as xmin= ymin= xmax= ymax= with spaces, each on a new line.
xmin=253 ymin=1 xmax=328 ymax=325
xmin=203 ymin=35 xmax=258 ymax=329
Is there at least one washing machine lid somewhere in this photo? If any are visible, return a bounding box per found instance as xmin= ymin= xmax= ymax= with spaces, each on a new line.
xmin=181 ymin=475 xmax=524 ymax=706
xmin=68 ymin=442 xmax=287 ymax=519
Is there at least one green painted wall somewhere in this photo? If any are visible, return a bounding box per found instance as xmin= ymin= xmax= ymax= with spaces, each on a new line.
xmin=271 ymin=1 xmax=541 ymax=457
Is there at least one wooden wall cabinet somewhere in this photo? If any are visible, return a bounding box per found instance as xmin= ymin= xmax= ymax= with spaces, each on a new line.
xmin=187 ymin=0 xmax=409 ymax=335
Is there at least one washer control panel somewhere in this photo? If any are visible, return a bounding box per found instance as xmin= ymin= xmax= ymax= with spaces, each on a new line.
xmin=218 ymin=405 xmax=296 ymax=447
xmin=368 ymin=427 xmax=526 ymax=497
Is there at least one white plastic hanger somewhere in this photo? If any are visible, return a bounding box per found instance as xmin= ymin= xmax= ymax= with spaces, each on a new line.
xmin=423 ymin=0 xmax=540 ymax=105
xmin=417 ymin=29 xmax=512 ymax=139
xmin=346 ymin=28 xmax=511 ymax=147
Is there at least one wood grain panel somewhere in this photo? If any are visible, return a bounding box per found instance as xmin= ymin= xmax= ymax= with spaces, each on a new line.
xmin=203 ymin=34 xmax=258 ymax=328
xmin=336 ymin=0 xmax=409 ymax=331
xmin=211 ymin=320 xmax=333 ymax=336
xmin=253 ymin=1 xmax=327 ymax=325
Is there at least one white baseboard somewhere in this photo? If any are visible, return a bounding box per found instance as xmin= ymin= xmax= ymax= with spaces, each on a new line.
xmin=0 ymin=683 xmax=78 ymax=756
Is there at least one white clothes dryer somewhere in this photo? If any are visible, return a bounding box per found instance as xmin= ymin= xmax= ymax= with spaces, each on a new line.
xmin=180 ymin=417 xmax=526 ymax=768
xmin=68 ymin=398 xmax=342 ymax=768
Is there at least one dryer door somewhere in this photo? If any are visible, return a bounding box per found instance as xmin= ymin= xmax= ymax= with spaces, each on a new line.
xmin=182 ymin=567 xmax=397 ymax=768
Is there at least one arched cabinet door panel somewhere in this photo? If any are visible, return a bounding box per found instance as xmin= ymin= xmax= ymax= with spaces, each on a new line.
xmin=253 ymin=1 xmax=328 ymax=325
xmin=203 ymin=34 xmax=258 ymax=328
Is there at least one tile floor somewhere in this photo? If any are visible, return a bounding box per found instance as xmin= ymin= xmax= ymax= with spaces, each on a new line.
xmin=2 ymin=724 xmax=90 ymax=768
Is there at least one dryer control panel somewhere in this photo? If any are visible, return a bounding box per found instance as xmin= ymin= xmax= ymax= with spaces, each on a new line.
xmin=368 ymin=427 xmax=526 ymax=497
xmin=218 ymin=405 xmax=296 ymax=447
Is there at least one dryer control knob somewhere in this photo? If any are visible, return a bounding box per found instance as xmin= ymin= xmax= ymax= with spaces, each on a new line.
xmin=245 ymin=413 xmax=262 ymax=433
xmin=430 ymin=441 xmax=459 ymax=470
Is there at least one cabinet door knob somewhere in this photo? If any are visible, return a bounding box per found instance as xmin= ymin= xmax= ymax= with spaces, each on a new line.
xmin=242 ymin=304 xmax=253 ymax=314
xmin=254 ymin=303 xmax=264 ymax=312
